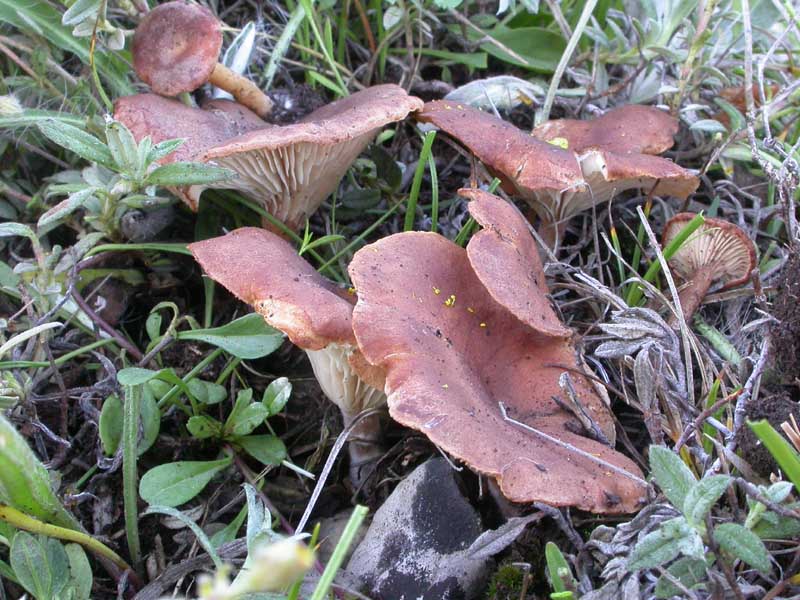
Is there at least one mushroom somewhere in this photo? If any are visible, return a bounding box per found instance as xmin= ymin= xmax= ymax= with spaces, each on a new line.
xmin=187 ymin=85 xmax=423 ymax=227
xmin=347 ymin=188 xmax=646 ymax=512
xmin=662 ymin=213 xmax=757 ymax=322
xmin=417 ymin=101 xmax=698 ymax=247
xmin=133 ymin=0 xmax=273 ymax=118
xmin=115 ymin=85 xmax=423 ymax=226
xmin=532 ymin=104 xmax=679 ymax=155
xmin=113 ymin=93 xmax=265 ymax=206
xmin=188 ymin=227 xmax=387 ymax=486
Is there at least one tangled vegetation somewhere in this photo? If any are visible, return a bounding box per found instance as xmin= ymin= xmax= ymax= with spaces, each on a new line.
xmin=0 ymin=0 xmax=799 ymax=599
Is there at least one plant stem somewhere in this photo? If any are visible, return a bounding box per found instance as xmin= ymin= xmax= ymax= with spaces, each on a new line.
xmin=536 ymin=0 xmax=598 ymax=126
xmin=0 ymin=504 xmax=132 ymax=573
xmin=122 ymin=384 xmax=142 ymax=571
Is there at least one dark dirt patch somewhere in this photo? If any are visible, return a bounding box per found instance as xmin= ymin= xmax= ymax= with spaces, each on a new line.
xmin=770 ymin=249 xmax=800 ymax=385
xmin=737 ymin=389 xmax=799 ymax=477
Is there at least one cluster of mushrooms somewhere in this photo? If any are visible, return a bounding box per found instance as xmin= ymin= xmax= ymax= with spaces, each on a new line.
xmin=121 ymin=1 xmax=758 ymax=514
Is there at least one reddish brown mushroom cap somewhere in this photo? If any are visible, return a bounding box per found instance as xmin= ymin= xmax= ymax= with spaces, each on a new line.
xmin=133 ymin=1 xmax=222 ymax=97
xmin=348 ymin=231 xmax=646 ymax=512
xmin=189 ymin=228 xmax=386 ymax=483
xmin=460 ymin=188 xmax=571 ymax=338
xmin=194 ymin=85 xmax=424 ymax=228
xmin=663 ymin=213 xmax=757 ymax=290
xmin=113 ymin=94 xmax=264 ymax=165
xmin=532 ymin=105 xmax=679 ymax=155
xmin=188 ymin=227 xmax=354 ymax=350
xmin=417 ymin=100 xmax=585 ymax=198
xmin=417 ymin=101 xmax=698 ymax=234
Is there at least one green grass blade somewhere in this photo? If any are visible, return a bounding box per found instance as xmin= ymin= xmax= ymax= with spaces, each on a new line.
xmin=748 ymin=419 xmax=800 ymax=493
xmin=404 ymin=131 xmax=437 ymax=231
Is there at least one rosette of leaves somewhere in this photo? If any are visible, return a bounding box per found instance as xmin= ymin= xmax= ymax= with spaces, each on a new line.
xmin=35 ymin=117 xmax=234 ymax=242
xmin=624 ymin=447 xmax=775 ymax=598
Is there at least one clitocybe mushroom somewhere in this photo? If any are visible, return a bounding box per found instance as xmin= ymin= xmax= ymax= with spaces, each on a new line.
xmin=115 ymin=85 xmax=423 ymax=226
xmin=417 ymin=101 xmax=698 ymax=247
xmin=532 ymin=104 xmax=679 ymax=155
xmin=348 ymin=188 xmax=646 ymax=513
xmin=113 ymin=93 xmax=265 ymax=207
xmin=188 ymin=228 xmax=386 ymax=486
xmin=190 ymin=85 xmax=423 ymax=228
xmin=133 ymin=0 xmax=273 ymax=118
xmin=663 ymin=213 xmax=757 ymax=322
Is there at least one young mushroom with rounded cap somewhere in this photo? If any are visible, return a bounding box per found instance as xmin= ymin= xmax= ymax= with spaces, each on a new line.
xmin=663 ymin=213 xmax=757 ymax=323
xmin=188 ymin=228 xmax=386 ymax=487
xmin=133 ymin=0 xmax=273 ymax=118
xmin=347 ymin=188 xmax=647 ymax=513
xmin=417 ymin=101 xmax=698 ymax=248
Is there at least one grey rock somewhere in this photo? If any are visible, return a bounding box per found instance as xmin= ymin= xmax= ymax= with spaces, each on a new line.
xmin=317 ymin=509 xmax=368 ymax=565
xmin=345 ymin=458 xmax=492 ymax=600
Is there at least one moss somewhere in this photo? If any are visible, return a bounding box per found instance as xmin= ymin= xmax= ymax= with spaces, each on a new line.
xmin=485 ymin=563 xmax=526 ymax=599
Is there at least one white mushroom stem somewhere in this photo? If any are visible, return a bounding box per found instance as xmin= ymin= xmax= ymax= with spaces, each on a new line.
xmin=208 ymin=63 xmax=273 ymax=119
xmin=305 ymin=344 xmax=387 ymax=487
xmin=673 ymin=266 xmax=715 ymax=324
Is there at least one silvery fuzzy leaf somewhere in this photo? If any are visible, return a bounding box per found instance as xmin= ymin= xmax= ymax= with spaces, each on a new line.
xmin=600 ymin=321 xmax=664 ymax=340
xmin=445 ymin=76 xmax=546 ymax=111
xmin=466 ymin=514 xmax=540 ymax=559
xmin=633 ymin=349 xmax=657 ymax=409
xmin=595 ymin=340 xmax=649 ymax=358
xmin=213 ymin=22 xmax=257 ymax=99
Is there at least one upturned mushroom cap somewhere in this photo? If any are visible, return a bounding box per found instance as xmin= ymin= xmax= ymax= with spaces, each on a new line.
xmin=417 ymin=100 xmax=585 ymax=199
xmin=188 ymin=227 xmax=355 ymax=350
xmin=191 ymin=85 xmax=423 ymax=228
xmin=189 ymin=228 xmax=386 ymax=483
xmin=133 ymin=1 xmax=222 ymax=97
xmin=113 ymin=94 xmax=264 ymax=165
xmin=459 ymin=188 xmax=571 ymax=338
xmin=532 ymin=105 xmax=679 ymax=155
xmin=348 ymin=230 xmax=646 ymax=512
xmin=663 ymin=213 xmax=756 ymax=290
xmin=417 ymin=101 xmax=698 ymax=230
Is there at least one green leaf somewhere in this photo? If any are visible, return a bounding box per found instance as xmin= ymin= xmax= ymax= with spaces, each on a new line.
xmin=105 ymin=120 xmax=139 ymax=173
xmin=227 ymin=403 xmax=268 ymax=437
xmin=714 ymin=522 xmax=771 ymax=573
xmin=139 ymin=457 xmax=233 ymax=507
xmin=187 ymin=379 xmax=228 ymax=405
xmin=747 ymin=419 xmax=800 ymax=493
xmin=10 ymin=532 xmax=70 ymax=600
xmin=62 ymin=0 xmax=101 ymax=26
xmin=751 ymin=504 xmax=800 ymax=540
xmin=148 ymin=138 xmax=184 ymax=163
xmin=64 ymin=544 xmax=92 ymax=600
xmin=99 ymin=395 xmax=123 ymax=456
xmin=244 ymin=483 xmax=273 ymax=551
xmin=262 ymin=377 xmax=292 ymax=416
xmin=0 ymin=415 xmax=79 ymax=529
xmin=143 ymin=505 xmax=223 ymax=570
xmin=146 ymin=162 xmax=236 ymax=187
xmin=684 ymin=475 xmax=730 ymax=527
xmin=627 ymin=517 xmax=703 ymax=571
xmin=0 ymin=109 xmax=84 ymax=130
xmin=187 ymin=415 xmax=223 ymax=439
xmin=36 ymin=120 xmax=114 ymax=169
xmin=478 ymin=26 xmax=565 ymax=72
xmin=37 ymin=188 xmax=97 ymax=229
xmin=176 ymin=313 xmax=285 ymax=359
xmin=648 ymin=446 xmax=696 ymax=513
xmin=117 ymin=367 xmax=158 ymax=387
xmin=0 ymin=222 xmax=37 ymax=241
xmin=210 ymin=504 xmax=248 ymax=549
xmin=654 ymin=556 xmax=708 ymax=598
xmin=0 ymin=0 xmax=132 ymax=97
xmin=237 ymin=435 xmax=287 ymax=466
xmin=545 ymin=541 xmax=577 ymax=594
xmin=139 ymin=385 xmax=161 ymax=455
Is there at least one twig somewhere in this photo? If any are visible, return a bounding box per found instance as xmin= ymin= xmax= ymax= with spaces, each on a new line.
xmin=71 ymin=286 xmax=144 ymax=362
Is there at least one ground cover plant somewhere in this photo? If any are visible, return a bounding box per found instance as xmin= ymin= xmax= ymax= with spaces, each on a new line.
xmin=0 ymin=0 xmax=799 ymax=598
